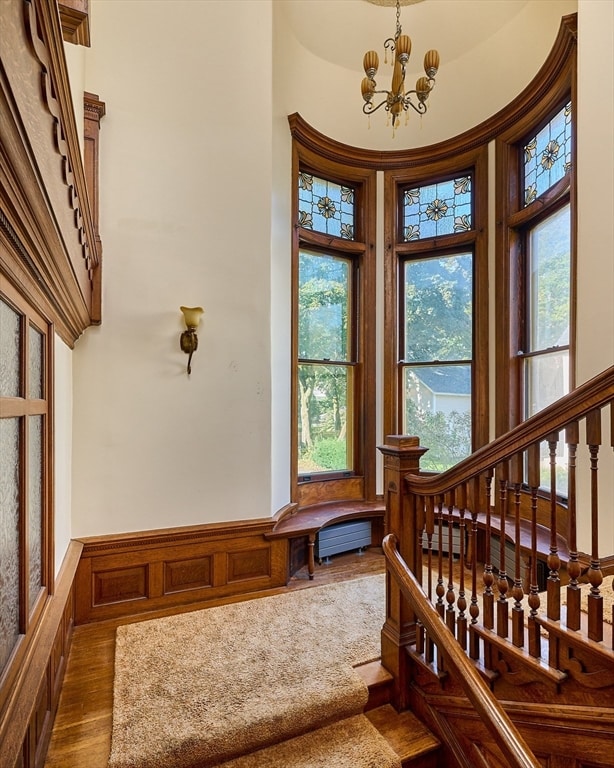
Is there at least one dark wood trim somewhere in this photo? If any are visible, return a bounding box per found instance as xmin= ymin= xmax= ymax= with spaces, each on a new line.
xmin=83 ymin=92 xmax=106 ymax=324
xmin=0 ymin=0 xmax=99 ymax=346
xmin=0 ymin=540 xmax=81 ymax=768
xmin=58 ymin=0 xmax=90 ymax=47
xmin=417 ymin=692 xmax=614 ymax=768
xmin=73 ymin=519 xmax=290 ymax=624
xmin=290 ymin=140 xmax=378 ymax=506
xmin=494 ymin=34 xmax=576 ymax=437
xmin=382 ymin=144 xmax=489 ymax=452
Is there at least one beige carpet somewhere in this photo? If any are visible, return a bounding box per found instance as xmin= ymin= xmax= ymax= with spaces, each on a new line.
xmin=108 ymin=574 xmax=386 ymax=768
xmin=216 ymin=714 xmax=401 ymax=768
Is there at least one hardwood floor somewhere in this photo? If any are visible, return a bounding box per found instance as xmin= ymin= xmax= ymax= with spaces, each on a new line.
xmin=43 ymin=547 xmax=386 ymax=768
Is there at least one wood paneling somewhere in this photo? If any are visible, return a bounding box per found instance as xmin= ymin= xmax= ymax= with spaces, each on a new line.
xmin=74 ymin=520 xmax=289 ymax=624
xmin=0 ymin=541 xmax=81 ymax=768
xmin=164 ymin=556 xmax=212 ymax=593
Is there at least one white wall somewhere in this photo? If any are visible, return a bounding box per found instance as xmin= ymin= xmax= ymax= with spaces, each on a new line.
xmin=73 ymin=0 xmax=273 ymax=536
xmin=65 ymin=0 xmax=613 ymax=549
xmin=576 ymin=0 xmax=614 ymax=554
xmin=54 ymin=336 xmax=73 ymax=573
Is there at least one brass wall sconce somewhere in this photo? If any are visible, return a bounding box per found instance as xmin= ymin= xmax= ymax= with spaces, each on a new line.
xmin=179 ymin=306 xmax=204 ymax=374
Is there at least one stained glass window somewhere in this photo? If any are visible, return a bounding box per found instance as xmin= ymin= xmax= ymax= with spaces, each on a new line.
xmin=402 ymin=176 xmax=472 ymax=241
xmin=298 ymin=173 xmax=355 ymax=240
xmin=523 ymin=102 xmax=572 ymax=206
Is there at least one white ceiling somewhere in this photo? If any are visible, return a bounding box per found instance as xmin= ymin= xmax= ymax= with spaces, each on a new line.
xmin=279 ymin=0 xmax=533 ymax=71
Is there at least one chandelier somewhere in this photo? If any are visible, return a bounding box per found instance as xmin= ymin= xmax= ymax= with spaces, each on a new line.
xmin=361 ymin=0 xmax=440 ymax=129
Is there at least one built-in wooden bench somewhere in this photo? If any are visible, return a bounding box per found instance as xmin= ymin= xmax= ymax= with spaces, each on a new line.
xmin=266 ymin=494 xmax=571 ymax=588
xmin=266 ymin=500 xmax=386 ymax=580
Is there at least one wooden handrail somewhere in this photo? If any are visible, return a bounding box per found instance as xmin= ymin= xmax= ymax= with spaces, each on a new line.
xmin=394 ymin=365 xmax=614 ymax=495
xmin=383 ymin=533 xmax=542 ymax=768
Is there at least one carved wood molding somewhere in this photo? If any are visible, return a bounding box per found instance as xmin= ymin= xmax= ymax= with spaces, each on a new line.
xmin=75 ymin=517 xmax=277 ymax=554
xmin=23 ymin=0 xmax=98 ymax=277
xmin=58 ymin=0 xmax=90 ymax=47
xmin=0 ymin=0 xmax=99 ymax=344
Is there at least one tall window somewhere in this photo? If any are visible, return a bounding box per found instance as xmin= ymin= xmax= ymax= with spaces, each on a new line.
xmin=520 ymin=104 xmax=572 ymax=420
xmin=298 ymin=250 xmax=354 ymax=474
xmin=385 ymin=154 xmax=489 ymax=472
xmin=496 ymin=99 xmax=574 ymax=492
xmin=0 ymin=277 xmax=52 ymax=685
xmin=291 ymin=154 xmax=377 ymax=505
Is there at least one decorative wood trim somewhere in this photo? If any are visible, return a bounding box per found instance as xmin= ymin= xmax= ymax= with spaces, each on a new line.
xmin=83 ymin=92 xmax=105 ymax=323
xmin=58 ymin=0 xmax=90 ymax=47
xmin=73 ymin=520 xmax=289 ymax=624
xmin=420 ymin=693 xmax=614 ymax=768
xmin=0 ymin=540 xmax=82 ymax=768
xmin=0 ymin=0 xmax=99 ymax=345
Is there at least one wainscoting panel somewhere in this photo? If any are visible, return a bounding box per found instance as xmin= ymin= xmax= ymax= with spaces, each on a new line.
xmin=0 ymin=541 xmax=80 ymax=768
xmin=74 ymin=520 xmax=289 ymax=624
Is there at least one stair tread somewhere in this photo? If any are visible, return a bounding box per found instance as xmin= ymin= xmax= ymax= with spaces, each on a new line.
xmin=354 ymin=659 xmax=394 ymax=687
xmin=366 ymin=704 xmax=441 ymax=762
xmin=216 ymin=714 xmax=402 ymax=767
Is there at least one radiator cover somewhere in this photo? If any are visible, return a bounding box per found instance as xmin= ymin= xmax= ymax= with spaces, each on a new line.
xmin=315 ymin=520 xmax=372 ymax=561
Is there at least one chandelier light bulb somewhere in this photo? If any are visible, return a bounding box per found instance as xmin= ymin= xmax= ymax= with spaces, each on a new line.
xmin=396 ymin=34 xmax=411 ymax=63
xmin=424 ymin=49 xmax=440 ymax=78
xmin=363 ymin=50 xmax=379 ymax=77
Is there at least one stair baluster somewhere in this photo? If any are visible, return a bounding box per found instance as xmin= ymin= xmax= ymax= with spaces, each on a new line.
xmin=586 ymin=408 xmax=604 ymax=643
xmin=546 ymin=432 xmax=562 ymax=621
xmin=565 ymin=421 xmax=581 ymax=630
xmin=483 ymin=469 xmax=495 ymax=631
xmin=457 ymin=482 xmax=468 ymax=651
xmin=445 ymin=491 xmax=457 ymax=637
xmin=496 ymin=462 xmax=509 ymax=639
xmin=527 ymin=442 xmax=542 ymax=659
xmin=511 ymin=455 xmax=525 ymax=648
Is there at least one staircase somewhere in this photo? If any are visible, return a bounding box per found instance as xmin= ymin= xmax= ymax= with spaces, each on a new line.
xmin=215 ymin=661 xmax=441 ymax=768
xmin=378 ymin=366 xmax=614 ymax=768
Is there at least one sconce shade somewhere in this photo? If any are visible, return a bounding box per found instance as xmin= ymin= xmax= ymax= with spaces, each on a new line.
xmin=180 ymin=306 xmax=204 ymax=328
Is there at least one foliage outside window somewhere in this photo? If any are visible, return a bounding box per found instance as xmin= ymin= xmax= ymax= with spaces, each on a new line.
xmin=402 ymin=253 xmax=473 ymax=471
xmin=298 ymin=251 xmax=353 ymax=474
xmin=390 ymin=165 xmax=485 ymax=473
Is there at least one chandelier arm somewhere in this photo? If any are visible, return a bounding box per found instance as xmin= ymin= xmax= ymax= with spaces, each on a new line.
xmin=362 ymin=98 xmax=393 ymax=116
xmin=402 ymin=96 xmax=428 ymax=116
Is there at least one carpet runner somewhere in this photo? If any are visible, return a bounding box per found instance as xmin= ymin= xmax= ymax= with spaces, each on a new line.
xmin=108 ymin=574 xmax=393 ymax=768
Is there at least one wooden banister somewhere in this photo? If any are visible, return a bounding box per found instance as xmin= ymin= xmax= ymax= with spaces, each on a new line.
xmin=402 ymin=365 xmax=614 ymax=495
xmin=379 ymin=366 xmax=614 ymax=764
xmin=384 ymin=534 xmax=542 ymax=768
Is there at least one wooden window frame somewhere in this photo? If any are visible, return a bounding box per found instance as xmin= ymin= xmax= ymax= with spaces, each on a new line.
xmin=383 ymin=147 xmax=490 ymax=455
xmin=291 ymin=140 xmax=377 ymax=507
xmin=495 ymin=86 xmax=576 ymax=437
xmin=0 ymin=275 xmax=54 ymax=715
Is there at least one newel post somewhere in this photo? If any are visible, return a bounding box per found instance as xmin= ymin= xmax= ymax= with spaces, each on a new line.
xmin=378 ymin=435 xmax=428 ymax=710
